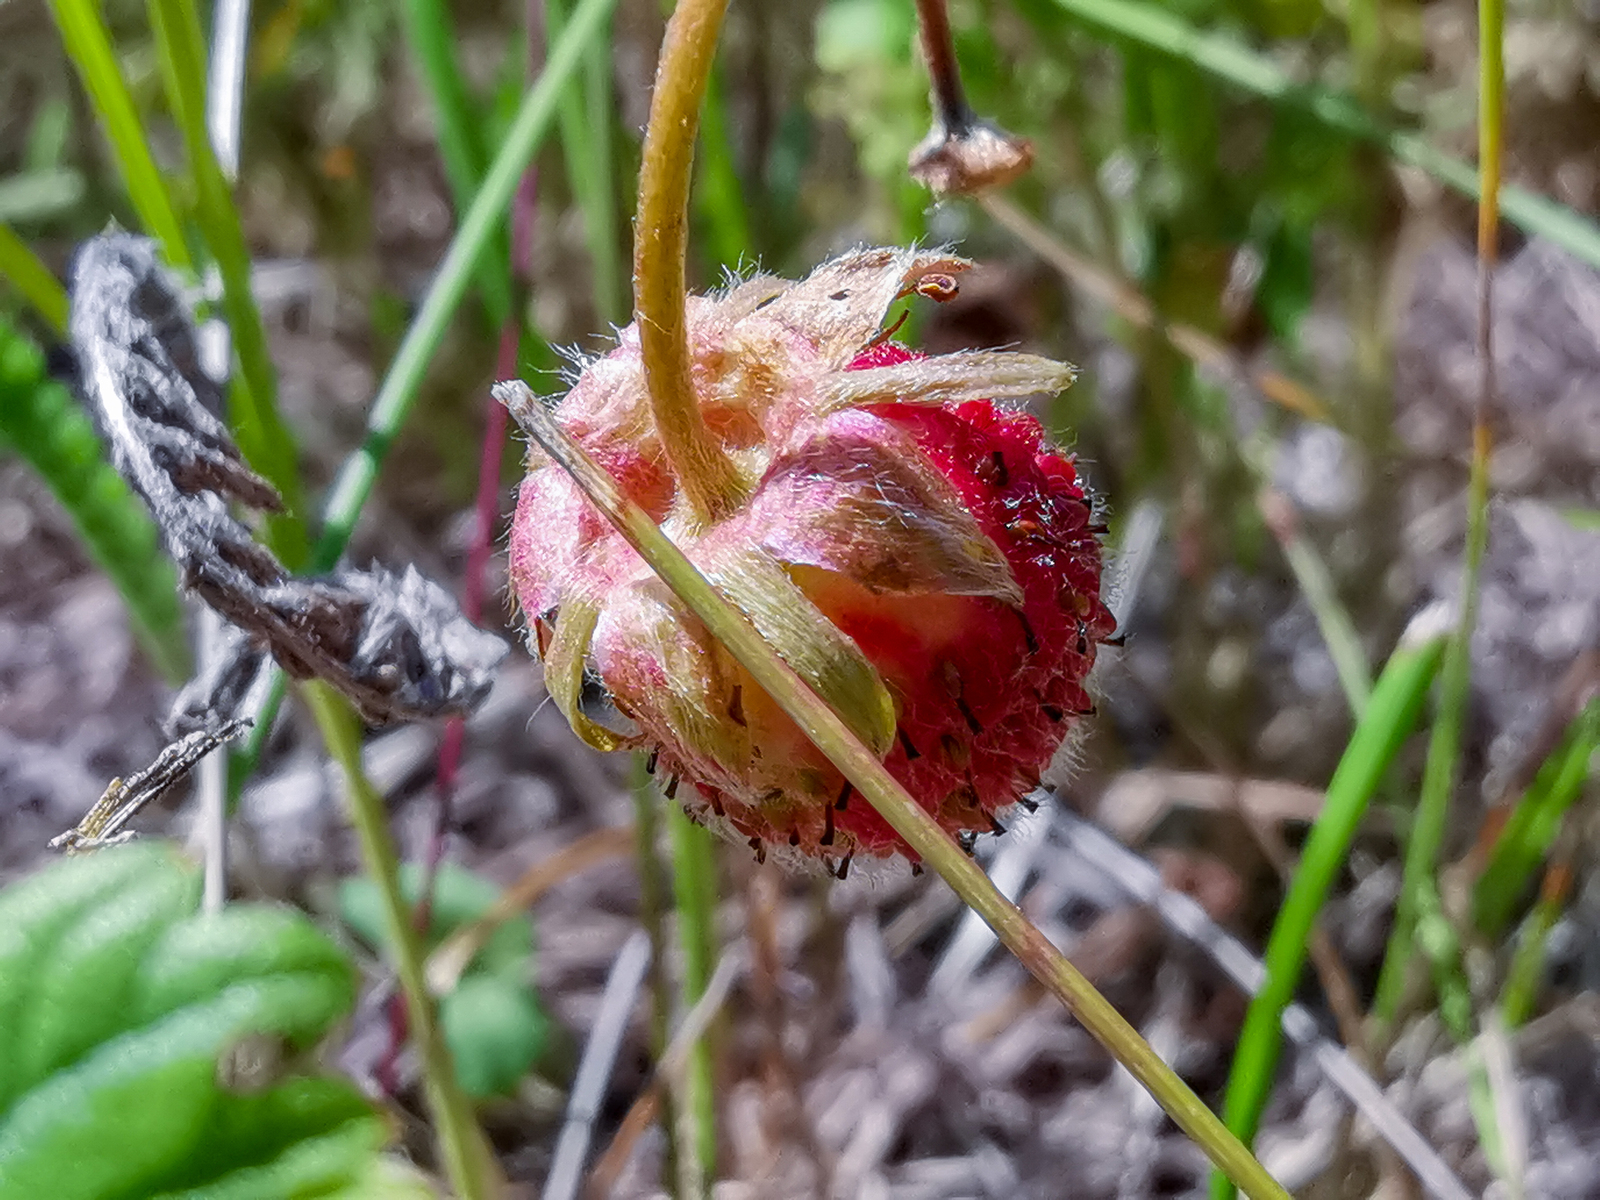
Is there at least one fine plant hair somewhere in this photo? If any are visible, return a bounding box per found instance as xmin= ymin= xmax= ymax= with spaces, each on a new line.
xmin=69 ymin=233 xmax=507 ymax=728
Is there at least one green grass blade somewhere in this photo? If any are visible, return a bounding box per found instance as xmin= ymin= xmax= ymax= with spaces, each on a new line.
xmin=1213 ymin=611 xmax=1449 ymax=1199
xmin=0 ymin=222 xmax=69 ymax=335
xmin=1473 ymin=698 xmax=1600 ymax=935
xmin=548 ymin=0 xmax=625 ymax=325
xmin=580 ymin=15 xmax=624 ymax=323
xmin=1499 ymin=865 xmax=1572 ymax=1028
xmin=46 ymin=0 xmax=191 ymax=270
xmin=1027 ymin=0 xmax=1600 ymax=269
xmin=666 ymin=802 xmax=719 ymax=1185
xmin=396 ymin=0 xmax=513 ymax=327
xmin=1371 ymin=0 xmax=1503 ymax=1026
xmin=311 ymin=0 xmax=619 ymax=571
xmin=0 ymin=317 xmax=188 ymax=680
xmin=146 ymin=0 xmax=308 ymax=562
xmin=1254 ymin=482 xmax=1373 ymax=718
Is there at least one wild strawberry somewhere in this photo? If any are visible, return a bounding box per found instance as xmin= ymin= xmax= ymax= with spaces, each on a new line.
xmin=508 ymin=248 xmax=1113 ymax=868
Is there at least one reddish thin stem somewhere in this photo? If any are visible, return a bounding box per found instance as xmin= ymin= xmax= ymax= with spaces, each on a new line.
xmin=915 ymin=0 xmax=973 ymax=132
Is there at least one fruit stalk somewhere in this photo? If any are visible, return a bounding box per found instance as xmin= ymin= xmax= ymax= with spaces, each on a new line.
xmin=633 ymin=0 xmax=746 ymax=524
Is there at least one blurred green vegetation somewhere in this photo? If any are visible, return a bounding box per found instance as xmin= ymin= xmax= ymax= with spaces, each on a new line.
xmin=2 ymin=0 xmax=1597 ymax=1192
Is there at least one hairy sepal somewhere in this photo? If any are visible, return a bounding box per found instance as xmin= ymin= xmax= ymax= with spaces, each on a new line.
xmin=745 ymin=410 xmax=1022 ymax=603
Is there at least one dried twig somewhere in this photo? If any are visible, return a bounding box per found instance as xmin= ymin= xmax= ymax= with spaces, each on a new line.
xmin=68 ymin=234 xmax=506 ymax=728
xmin=543 ymin=929 xmax=653 ymax=1200
xmin=908 ymin=0 xmax=1033 ymax=194
xmin=1054 ymin=808 xmax=1475 ymax=1200
xmin=51 ymin=719 xmax=251 ymax=852
xmin=585 ymin=947 xmax=747 ymax=1196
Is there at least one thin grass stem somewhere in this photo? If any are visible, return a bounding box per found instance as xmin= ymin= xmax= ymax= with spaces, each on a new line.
xmin=667 ymin=802 xmax=719 ymax=1185
xmin=302 ymin=681 xmax=492 ymax=1200
xmin=548 ymin=0 xmax=625 ymax=324
xmin=396 ymin=0 xmax=513 ymax=327
xmin=694 ymin=65 xmax=753 ymax=273
xmin=1473 ymin=698 xmax=1600 ymax=934
xmin=1499 ymin=858 xmax=1574 ymax=1027
xmin=1371 ymin=0 xmax=1503 ymax=1027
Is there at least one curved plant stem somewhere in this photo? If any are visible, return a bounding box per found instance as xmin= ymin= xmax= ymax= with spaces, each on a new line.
xmin=496 ymin=377 xmax=1287 ymax=1200
xmin=633 ymin=0 xmax=746 ymax=524
xmin=302 ymin=681 xmax=491 ymax=1200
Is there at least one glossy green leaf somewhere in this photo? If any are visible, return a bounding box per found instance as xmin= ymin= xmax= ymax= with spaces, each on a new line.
xmin=0 ymin=842 xmax=396 ymax=1200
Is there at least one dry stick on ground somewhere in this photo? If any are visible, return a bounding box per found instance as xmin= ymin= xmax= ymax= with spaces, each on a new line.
xmin=1055 ymin=810 xmax=1474 ymax=1200
xmin=585 ymin=947 xmax=747 ymax=1196
xmin=50 ymin=719 xmax=250 ymax=851
xmin=543 ymin=930 xmax=653 ymax=1200
xmin=980 ymin=194 xmax=1331 ymax=424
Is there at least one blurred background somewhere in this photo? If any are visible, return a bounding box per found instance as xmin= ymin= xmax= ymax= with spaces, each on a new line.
xmin=0 ymin=0 xmax=1597 ymax=1194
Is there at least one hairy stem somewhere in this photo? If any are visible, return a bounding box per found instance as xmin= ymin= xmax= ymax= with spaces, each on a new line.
xmin=633 ymin=0 xmax=746 ymax=524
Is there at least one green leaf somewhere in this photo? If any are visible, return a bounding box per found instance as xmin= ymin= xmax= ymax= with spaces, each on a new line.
xmin=340 ymin=864 xmax=547 ymax=1098
xmin=0 ymin=220 xmax=69 ymax=333
xmin=339 ymin=863 xmax=533 ymax=976
xmin=0 ymin=316 xmax=189 ymax=681
xmin=0 ymin=842 xmax=397 ymax=1200
xmin=439 ymin=975 xmax=550 ymax=1099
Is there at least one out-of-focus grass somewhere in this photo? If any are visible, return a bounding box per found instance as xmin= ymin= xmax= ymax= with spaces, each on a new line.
xmin=1372 ymin=0 xmax=1504 ymax=1034
xmin=396 ymin=0 xmax=513 ymax=328
xmin=0 ymin=317 xmax=188 ymax=680
xmin=1214 ymin=615 xmax=1447 ymax=1198
xmin=1475 ymin=699 xmax=1600 ymax=936
xmin=1026 ymin=0 xmax=1600 ymax=270
xmin=0 ymin=222 xmax=68 ymax=334
xmin=45 ymin=0 xmax=191 ymax=267
xmin=147 ymin=0 xmax=308 ymax=561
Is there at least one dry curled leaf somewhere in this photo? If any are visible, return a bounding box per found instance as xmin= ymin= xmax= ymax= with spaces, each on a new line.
xmin=69 ymin=234 xmax=506 ymax=727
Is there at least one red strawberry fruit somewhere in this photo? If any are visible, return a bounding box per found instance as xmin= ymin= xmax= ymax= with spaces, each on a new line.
xmin=509 ymin=248 xmax=1113 ymax=870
